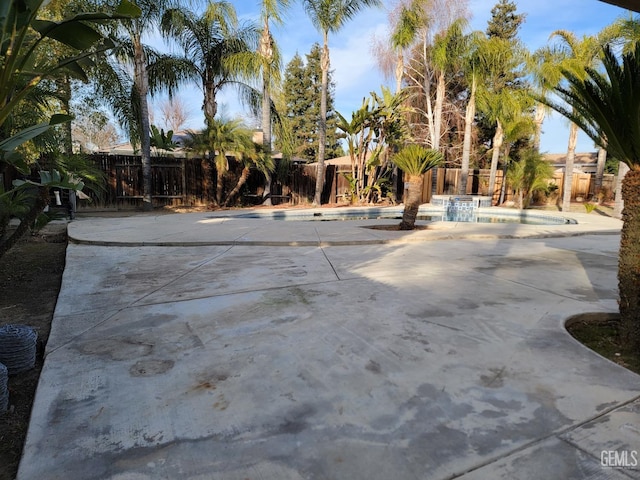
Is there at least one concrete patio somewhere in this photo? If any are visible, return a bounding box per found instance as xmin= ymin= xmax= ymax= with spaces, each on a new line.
xmin=17 ymin=208 xmax=640 ymax=479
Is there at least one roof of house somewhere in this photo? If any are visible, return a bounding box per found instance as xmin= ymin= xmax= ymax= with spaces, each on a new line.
xmin=599 ymin=0 xmax=640 ymax=12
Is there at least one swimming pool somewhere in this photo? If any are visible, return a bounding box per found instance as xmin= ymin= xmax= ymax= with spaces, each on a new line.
xmin=237 ymin=208 xmax=577 ymax=226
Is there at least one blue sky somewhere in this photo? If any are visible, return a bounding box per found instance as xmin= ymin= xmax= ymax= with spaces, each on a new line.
xmin=162 ymin=0 xmax=631 ymax=154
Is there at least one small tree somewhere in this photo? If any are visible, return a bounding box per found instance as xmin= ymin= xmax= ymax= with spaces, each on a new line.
xmin=506 ymin=149 xmax=554 ymax=209
xmin=392 ymin=144 xmax=443 ymax=230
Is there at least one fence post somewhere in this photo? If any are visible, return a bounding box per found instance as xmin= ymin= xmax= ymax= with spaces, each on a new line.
xmin=181 ymin=158 xmax=187 ymax=206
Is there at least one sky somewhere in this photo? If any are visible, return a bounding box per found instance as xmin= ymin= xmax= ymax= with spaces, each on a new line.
xmin=157 ymin=0 xmax=632 ymax=155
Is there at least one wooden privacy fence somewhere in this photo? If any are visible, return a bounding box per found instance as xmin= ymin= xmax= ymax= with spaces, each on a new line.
xmin=88 ymin=154 xmax=214 ymax=208
xmin=82 ymin=154 xmax=615 ymax=209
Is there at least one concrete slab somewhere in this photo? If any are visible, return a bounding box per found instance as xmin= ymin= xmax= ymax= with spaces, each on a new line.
xmin=18 ymin=210 xmax=640 ymax=480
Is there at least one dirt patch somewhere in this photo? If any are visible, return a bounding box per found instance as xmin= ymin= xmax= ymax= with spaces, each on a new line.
xmin=566 ymin=313 xmax=640 ymax=375
xmin=0 ymin=231 xmax=67 ymax=480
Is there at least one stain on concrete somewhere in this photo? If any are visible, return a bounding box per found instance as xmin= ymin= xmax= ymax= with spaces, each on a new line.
xmin=366 ymin=360 xmax=382 ymax=374
xmin=129 ymin=359 xmax=174 ymax=377
xmin=277 ymin=404 xmax=316 ymax=435
xmin=480 ymin=367 xmax=507 ymax=388
xmin=76 ymin=337 xmax=154 ymax=361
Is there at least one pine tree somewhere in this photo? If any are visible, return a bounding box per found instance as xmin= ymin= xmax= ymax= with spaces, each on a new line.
xmin=282 ymin=44 xmax=343 ymax=162
xmin=476 ymin=0 xmax=530 ymax=165
xmin=486 ymin=0 xmax=526 ymax=41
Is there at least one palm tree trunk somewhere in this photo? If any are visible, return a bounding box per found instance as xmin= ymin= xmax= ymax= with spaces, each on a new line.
xmin=614 ymin=161 xmax=629 ymax=219
xmin=260 ymin=20 xmax=273 ymax=207
xmin=459 ymin=76 xmax=476 ymax=195
xmin=261 ymin=68 xmax=273 ymax=206
xmin=133 ymin=33 xmax=153 ymax=211
xmin=618 ymin=168 xmax=640 ymax=353
xmin=57 ymin=75 xmax=73 ymax=155
xmin=488 ymin=119 xmax=503 ymax=204
xmin=399 ymin=174 xmax=423 ymax=230
xmin=595 ymin=145 xmax=607 ymax=200
xmin=204 ymin=82 xmax=217 ymax=121
xmin=313 ymin=31 xmax=330 ymax=206
xmin=561 ymin=122 xmax=578 ymax=212
xmin=216 ymin=165 xmax=224 ymax=206
xmin=533 ymin=103 xmax=545 ymax=153
xmin=499 ymin=143 xmax=511 ymax=205
xmin=224 ymin=166 xmax=251 ymax=207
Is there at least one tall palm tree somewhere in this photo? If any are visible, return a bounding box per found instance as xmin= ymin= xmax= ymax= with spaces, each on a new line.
xmin=528 ymin=46 xmax=563 ymax=153
xmin=390 ymin=4 xmax=421 ymax=93
xmin=547 ymin=30 xmax=603 ymax=213
xmin=459 ymin=30 xmax=488 ymax=195
xmin=161 ymin=2 xmax=260 ymax=128
xmin=393 ymin=144 xmax=443 ymax=230
xmin=473 ymin=35 xmax=528 ymax=202
xmin=257 ymin=0 xmax=289 ymax=206
xmin=94 ymin=0 xmax=203 ymax=210
xmin=302 ymin=0 xmax=382 ymax=206
xmin=545 ymin=42 xmax=640 ymax=354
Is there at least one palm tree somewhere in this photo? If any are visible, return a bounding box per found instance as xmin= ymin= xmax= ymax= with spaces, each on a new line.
xmin=393 ymin=144 xmax=443 ymax=230
xmin=528 ymin=46 xmax=563 ymax=153
xmin=161 ymin=2 xmax=260 ymax=128
xmin=545 ymin=42 xmax=640 ymax=354
xmin=390 ymin=4 xmax=421 ymax=93
xmin=506 ymin=149 xmax=554 ymax=209
xmin=474 ymin=35 xmax=528 ymax=202
xmin=224 ymin=142 xmax=275 ymax=207
xmin=302 ymin=0 xmax=382 ymax=206
xmin=257 ymin=0 xmax=290 ymax=206
xmin=459 ymin=30 xmax=488 ymax=195
xmin=547 ymin=30 xmax=603 ymax=213
xmin=96 ymin=0 xmax=204 ymax=211
xmin=185 ymin=117 xmax=258 ymax=206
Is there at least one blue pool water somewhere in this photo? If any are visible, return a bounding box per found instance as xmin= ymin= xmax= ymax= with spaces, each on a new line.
xmin=238 ymin=210 xmax=576 ymax=225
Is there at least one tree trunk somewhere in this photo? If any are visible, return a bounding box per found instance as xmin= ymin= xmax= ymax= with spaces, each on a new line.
xmin=459 ymin=76 xmax=476 ymax=195
xmin=614 ymin=161 xmax=629 ymax=219
xmin=422 ymin=34 xmax=436 ymax=149
xmin=202 ymin=158 xmax=215 ymax=206
xmin=433 ymin=71 xmax=445 ymax=152
xmin=618 ymin=167 xmax=640 ymax=353
xmin=595 ymin=145 xmax=607 ymax=200
xmin=260 ymin=19 xmax=273 ymax=207
xmin=133 ymin=33 xmax=152 ymax=211
xmin=58 ymin=75 xmax=73 ymax=155
xmin=533 ymin=103 xmax=545 ymax=153
xmin=499 ymin=143 xmax=511 ymax=205
xmin=399 ymin=174 xmax=423 ymax=230
xmin=488 ymin=119 xmax=503 ymax=204
xmin=215 ymin=158 xmax=225 ymax=206
xmin=561 ymin=122 xmax=578 ymax=212
xmin=395 ymin=50 xmax=403 ymax=94
xmin=224 ymin=166 xmax=250 ymax=207
xmin=313 ymin=31 xmax=329 ymax=206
